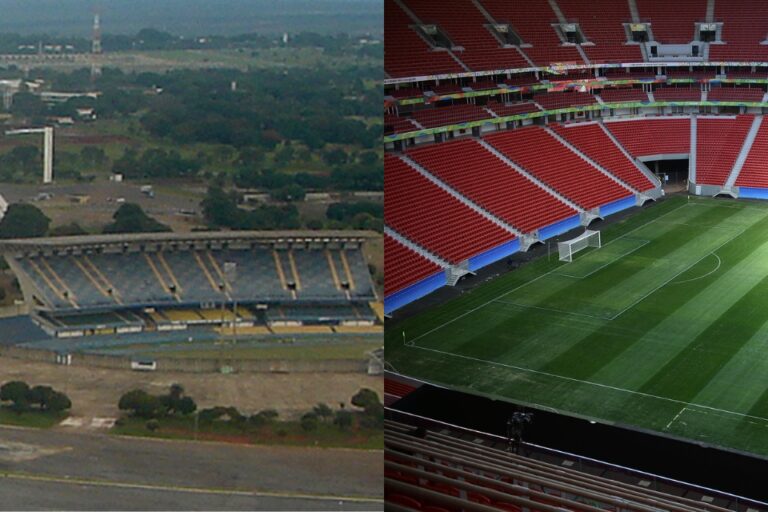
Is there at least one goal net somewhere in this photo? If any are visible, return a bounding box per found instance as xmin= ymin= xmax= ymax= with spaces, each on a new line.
xmin=557 ymin=230 xmax=601 ymax=262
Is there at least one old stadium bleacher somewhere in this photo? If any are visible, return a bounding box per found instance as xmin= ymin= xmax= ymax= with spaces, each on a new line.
xmin=2 ymin=233 xmax=379 ymax=337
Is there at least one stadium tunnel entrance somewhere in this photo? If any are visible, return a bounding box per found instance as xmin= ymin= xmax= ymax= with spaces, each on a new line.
xmin=642 ymin=157 xmax=690 ymax=185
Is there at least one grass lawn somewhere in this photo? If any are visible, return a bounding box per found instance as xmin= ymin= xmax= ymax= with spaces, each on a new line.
xmin=0 ymin=406 xmax=66 ymax=429
xmin=386 ymin=195 xmax=768 ymax=457
xmin=112 ymin=415 xmax=383 ymax=450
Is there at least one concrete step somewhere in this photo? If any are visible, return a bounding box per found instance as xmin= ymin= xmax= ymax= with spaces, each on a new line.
xmin=725 ymin=115 xmax=763 ymax=188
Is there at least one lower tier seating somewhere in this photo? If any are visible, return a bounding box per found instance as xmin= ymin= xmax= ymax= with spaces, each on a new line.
xmin=407 ymin=138 xmax=577 ymax=233
xmin=384 ymin=234 xmax=443 ymax=297
xmin=606 ymin=117 xmax=691 ymax=157
xmin=385 ymin=153 xmax=515 ymax=264
xmin=696 ymin=115 xmax=754 ymax=185
xmin=736 ymin=117 xmax=768 ymax=187
xmin=484 ymin=127 xmax=629 ymax=210
xmin=553 ymin=122 xmax=656 ymax=191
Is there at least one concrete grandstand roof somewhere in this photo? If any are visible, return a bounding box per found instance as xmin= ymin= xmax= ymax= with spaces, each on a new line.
xmin=0 ymin=230 xmax=378 ymax=253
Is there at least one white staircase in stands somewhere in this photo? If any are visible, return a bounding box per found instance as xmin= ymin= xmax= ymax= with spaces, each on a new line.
xmin=726 ymin=115 xmax=763 ymax=189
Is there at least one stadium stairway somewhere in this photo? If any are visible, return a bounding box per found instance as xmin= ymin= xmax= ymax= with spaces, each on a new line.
xmin=474 ymin=138 xmax=590 ymax=226
xmin=397 ymin=154 xmax=522 ymax=239
xmin=543 ymin=125 xmax=642 ymax=199
xmin=597 ymin=122 xmax=662 ymax=189
xmin=725 ymin=114 xmax=763 ymax=192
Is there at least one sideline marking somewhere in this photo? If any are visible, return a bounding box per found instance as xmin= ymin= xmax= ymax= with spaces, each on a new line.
xmin=409 ymin=343 xmax=768 ymax=426
xmin=665 ymin=407 xmax=688 ymax=430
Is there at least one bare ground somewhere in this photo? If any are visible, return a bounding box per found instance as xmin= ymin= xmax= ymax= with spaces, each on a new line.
xmin=0 ymin=358 xmax=382 ymax=420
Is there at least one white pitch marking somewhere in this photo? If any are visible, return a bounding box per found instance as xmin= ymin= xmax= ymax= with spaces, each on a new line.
xmin=665 ymin=407 xmax=688 ymax=430
xmin=406 ymin=201 xmax=691 ymax=346
xmin=671 ymin=253 xmax=722 ymax=285
xmin=409 ymin=343 xmax=768 ymax=425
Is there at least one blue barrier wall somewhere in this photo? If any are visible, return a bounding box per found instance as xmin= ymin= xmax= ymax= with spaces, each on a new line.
xmin=539 ymin=214 xmax=581 ymax=240
xmin=468 ymin=238 xmax=520 ymax=272
xmin=599 ymin=195 xmax=635 ymax=217
xmin=384 ymin=270 xmax=447 ymax=315
xmin=739 ymin=187 xmax=768 ymax=200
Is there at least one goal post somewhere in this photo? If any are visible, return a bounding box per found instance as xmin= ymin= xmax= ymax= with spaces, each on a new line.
xmin=557 ymin=230 xmax=601 ymax=262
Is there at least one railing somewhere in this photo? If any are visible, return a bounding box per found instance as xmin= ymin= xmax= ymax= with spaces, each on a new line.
xmin=385 ymin=405 xmax=768 ymax=511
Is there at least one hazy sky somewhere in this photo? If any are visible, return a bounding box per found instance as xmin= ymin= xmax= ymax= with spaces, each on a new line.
xmin=0 ymin=0 xmax=382 ymax=36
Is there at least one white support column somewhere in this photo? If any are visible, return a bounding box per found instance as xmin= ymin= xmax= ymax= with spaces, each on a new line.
xmin=43 ymin=126 xmax=53 ymax=184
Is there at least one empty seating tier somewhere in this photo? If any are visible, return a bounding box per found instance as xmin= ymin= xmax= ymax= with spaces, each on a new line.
xmin=707 ymin=87 xmax=765 ymax=103
xmin=557 ymin=0 xmax=642 ymax=64
xmin=553 ymin=123 xmax=656 ymax=191
xmin=636 ymin=0 xmax=706 ymax=44
xmin=480 ymin=0 xmax=584 ymax=67
xmin=736 ymin=117 xmax=768 ymax=188
xmin=412 ymin=104 xmax=492 ymax=128
xmin=709 ymin=0 xmax=768 ymax=62
xmin=599 ymin=88 xmax=649 ymax=103
xmin=484 ymin=127 xmax=629 ymax=210
xmin=385 ymin=153 xmax=515 ymax=263
xmin=407 ymin=138 xmax=577 ymax=233
xmin=696 ymin=115 xmax=754 ymax=186
xmin=401 ymin=0 xmax=529 ymax=72
xmin=606 ymin=118 xmax=690 ymax=157
xmin=653 ymin=87 xmax=701 ymax=102
xmin=533 ymin=91 xmax=597 ymax=110
xmin=384 ymin=234 xmax=443 ymax=296
xmin=486 ymin=101 xmax=540 ymax=116
xmin=384 ymin=0 xmax=464 ymax=78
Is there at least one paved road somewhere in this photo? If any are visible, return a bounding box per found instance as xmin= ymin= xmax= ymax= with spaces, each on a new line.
xmin=0 ymin=427 xmax=382 ymax=511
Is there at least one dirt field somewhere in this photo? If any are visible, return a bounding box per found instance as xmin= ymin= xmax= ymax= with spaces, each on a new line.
xmin=0 ymin=358 xmax=382 ymax=421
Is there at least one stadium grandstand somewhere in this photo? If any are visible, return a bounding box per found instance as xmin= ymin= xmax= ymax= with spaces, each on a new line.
xmin=385 ymin=0 xmax=768 ymax=506
xmin=0 ymin=231 xmax=379 ymax=340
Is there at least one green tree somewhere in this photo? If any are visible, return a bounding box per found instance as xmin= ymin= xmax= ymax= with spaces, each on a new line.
xmin=313 ymin=403 xmax=334 ymax=422
xmin=46 ymin=392 xmax=72 ymax=413
xmin=0 ymin=380 xmax=30 ymax=411
xmin=334 ymin=410 xmax=353 ymax=431
xmin=301 ymin=412 xmax=319 ymax=432
xmin=118 ymin=389 xmax=164 ymax=419
xmin=103 ymin=203 xmax=170 ymax=234
xmin=0 ymin=204 xmax=50 ymax=239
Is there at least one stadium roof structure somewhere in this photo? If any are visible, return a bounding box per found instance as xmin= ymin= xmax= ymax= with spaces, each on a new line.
xmin=0 ymin=230 xmax=377 ymax=254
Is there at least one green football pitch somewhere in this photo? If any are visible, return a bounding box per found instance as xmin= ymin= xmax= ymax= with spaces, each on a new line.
xmin=385 ymin=195 xmax=768 ymax=457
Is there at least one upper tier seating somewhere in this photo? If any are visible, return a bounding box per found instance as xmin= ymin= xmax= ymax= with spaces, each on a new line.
xmin=707 ymin=86 xmax=765 ymax=102
xmin=636 ymin=0 xmax=706 ymax=43
xmin=385 ymin=153 xmax=515 ymax=263
xmin=384 ymin=234 xmax=443 ymax=296
xmin=486 ymin=100 xmax=541 ymax=116
xmin=387 ymin=87 xmax=423 ymax=99
xmin=484 ymin=127 xmax=629 ymax=209
xmin=553 ymin=123 xmax=657 ymax=191
xmin=709 ymin=0 xmax=768 ymax=62
xmin=736 ymin=117 xmax=768 ymax=187
xmin=401 ymin=0 xmax=530 ymax=72
xmin=385 ymin=114 xmax=420 ymax=135
xmin=533 ymin=91 xmax=597 ymax=110
xmin=653 ymin=86 xmax=702 ymax=101
xmin=384 ymin=0 xmax=464 ymax=78
xmin=557 ymin=0 xmax=642 ymax=63
xmin=606 ymin=118 xmax=691 ymax=157
xmin=480 ymin=0 xmax=584 ymax=66
xmin=407 ymin=138 xmax=577 ymax=233
xmin=696 ymin=115 xmax=754 ymax=185
xmin=412 ymin=104 xmax=492 ymax=128
xmin=599 ymin=87 xmax=650 ymax=103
